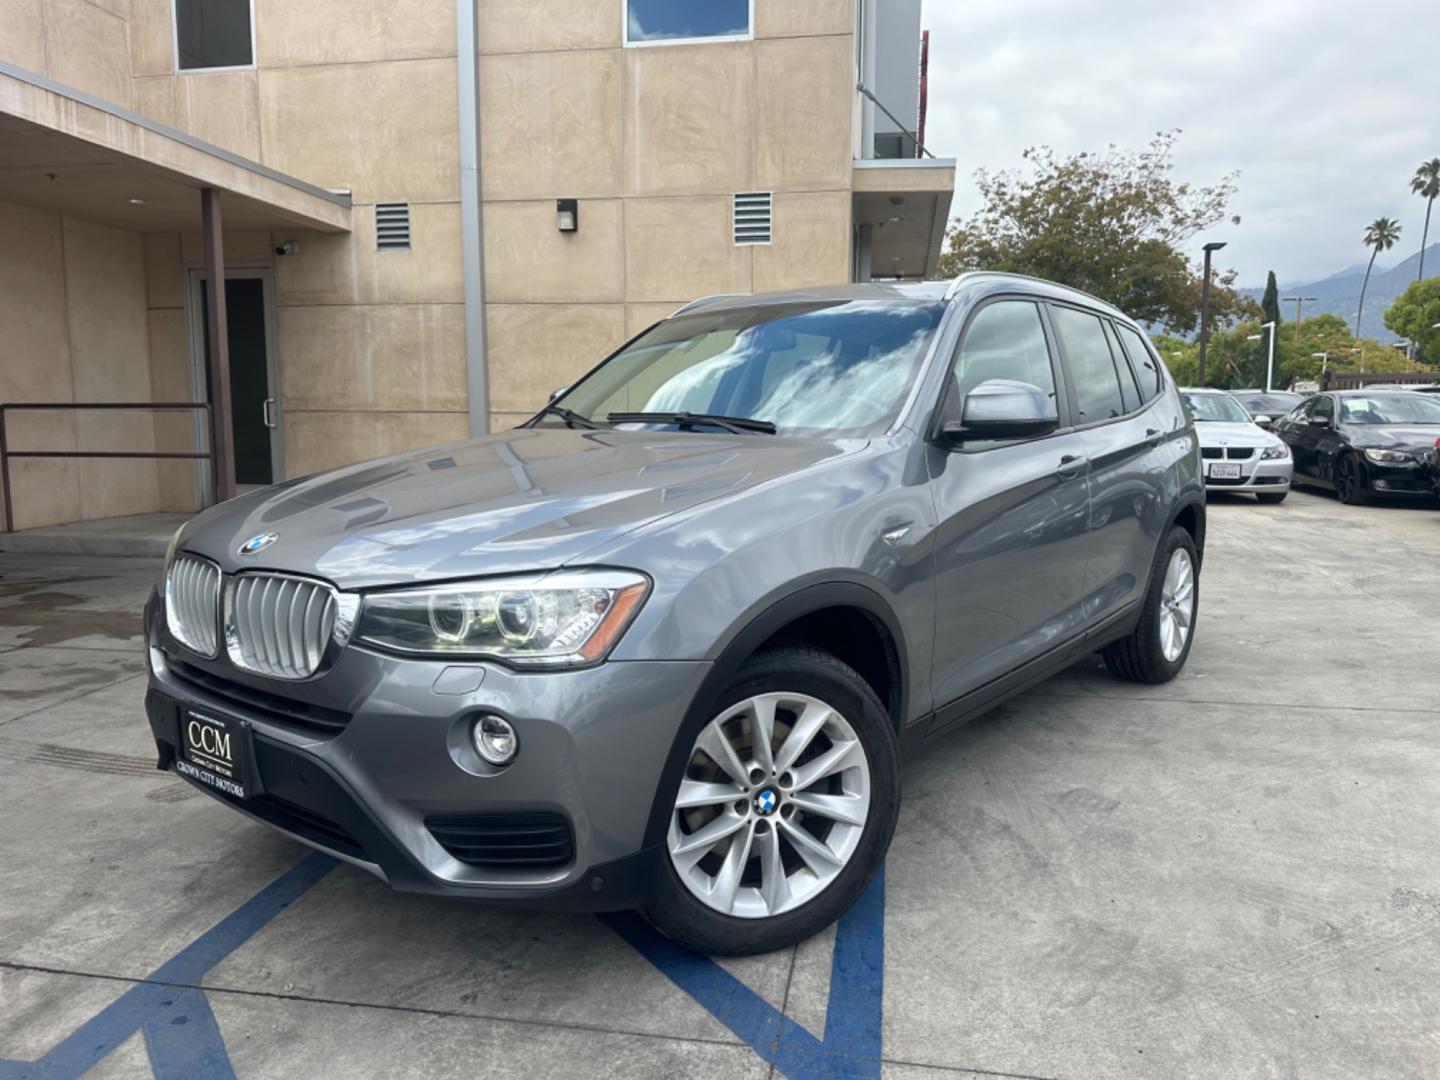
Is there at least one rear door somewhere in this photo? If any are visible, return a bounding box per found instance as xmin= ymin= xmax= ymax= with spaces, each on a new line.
xmin=1050 ymin=306 xmax=1177 ymax=628
xmin=926 ymin=298 xmax=1093 ymax=714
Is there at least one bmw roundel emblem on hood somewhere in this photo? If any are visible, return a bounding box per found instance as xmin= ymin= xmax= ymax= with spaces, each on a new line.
xmin=238 ymin=532 xmax=278 ymax=556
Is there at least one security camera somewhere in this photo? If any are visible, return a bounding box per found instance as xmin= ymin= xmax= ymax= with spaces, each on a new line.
xmin=274 ymin=241 xmax=299 ymax=256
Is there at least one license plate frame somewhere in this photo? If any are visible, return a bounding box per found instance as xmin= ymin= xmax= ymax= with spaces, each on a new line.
xmin=177 ymin=707 xmax=250 ymax=800
xmin=1209 ymin=462 xmax=1242 ymax=479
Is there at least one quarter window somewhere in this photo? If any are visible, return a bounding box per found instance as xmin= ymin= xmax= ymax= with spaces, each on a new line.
xmin=950 ymin=301 xmax=1058 ymax=406
xmin=1103 ymin=322 xmax=1142 ymax=413
xmin=174 ymin=0 xmax=254 ymax=70
xmin=1050 ymin=306 xmax=1125 ymax=424
xmin=625 ymin=0 xmax=750 ymax=44
xmin=1114 ymin=323 xmax=1163 ymax=402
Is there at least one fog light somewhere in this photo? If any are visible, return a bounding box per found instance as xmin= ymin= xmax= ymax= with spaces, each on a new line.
xmin=472 ymin=714 xmax=518 ymax=766
xmin=1375 ymin=480 xmax=1391 ymax=490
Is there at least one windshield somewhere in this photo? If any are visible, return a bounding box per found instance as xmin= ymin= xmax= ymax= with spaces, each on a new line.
xmin=1339 ymin=394 xmax=1440 ymax=425
xmin=547 ymin=300 xmax=946 ymax=436
xmin=1231 ymin=392 xmax=1301 ymax=415
xmin=1179 ymin=391 xmax=1251 ymax=423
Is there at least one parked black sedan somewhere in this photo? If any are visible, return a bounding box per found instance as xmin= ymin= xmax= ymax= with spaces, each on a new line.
xmin=1229 ymin=390 xmax=1305 ymax=431
xmin=1274 ymin=390 xmax=1440 ymax=504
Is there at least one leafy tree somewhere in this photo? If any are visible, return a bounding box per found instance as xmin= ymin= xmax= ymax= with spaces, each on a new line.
xmin=1411 ymin=158 xmax=1440 ymax=281
xmin=1151 ymin=334 xmax=1197 ymax=385
xmin=1260 ymin=270 xmax=1282 ymax=330
xmin=1355 ymin=216 xmax=1402 ymax=337
xmin=1383 ymin=276 xmax=1440 ymax=363
xmin=938 ymin=131 xmax=1257 ymax=333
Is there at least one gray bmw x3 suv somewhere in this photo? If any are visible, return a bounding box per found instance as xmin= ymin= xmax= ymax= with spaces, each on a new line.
xmin=145 ymin=273 xmax=1204 ymax=955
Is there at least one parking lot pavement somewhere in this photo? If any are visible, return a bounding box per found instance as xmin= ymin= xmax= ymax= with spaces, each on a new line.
xmin=2 ymin=488 xmax=1438 ymax=1079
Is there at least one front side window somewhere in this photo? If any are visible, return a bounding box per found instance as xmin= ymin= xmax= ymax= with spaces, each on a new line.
xmin=1339 ymin=394 xmax=1440 ymax=425
xmin=626 ymin=0 xmax=750 ymax=44
xmin=551 ymin=300 xmax=945 ymax=436
xmin=1049 ymin=306 xmax=1125 ymax=424
xmin=1313 ymin=395 xmax=1335 ymax=423
xmin=175 ymin=0 xmax=253 ymax=70
xmin=950 ymin=301 xmax=1058 ymax=406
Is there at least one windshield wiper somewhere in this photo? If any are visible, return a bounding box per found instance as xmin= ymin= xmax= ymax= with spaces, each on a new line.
xmin=607 ymin=411 xmax=777 ymax=435
xmin=536 ymin=404 xmax=602 ymax=430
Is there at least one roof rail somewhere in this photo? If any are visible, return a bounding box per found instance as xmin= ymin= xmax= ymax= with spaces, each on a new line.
xmin=943 ymin=271 xmax=1118 ymax=312
xmin=670 ymin=293 xmax=748 ymax=317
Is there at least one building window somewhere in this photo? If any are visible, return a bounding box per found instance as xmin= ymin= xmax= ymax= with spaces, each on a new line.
xmin=174 ymin=0 xmax=255 ymax=71
xmin=625 ymin=0 xmax=751 ymax=46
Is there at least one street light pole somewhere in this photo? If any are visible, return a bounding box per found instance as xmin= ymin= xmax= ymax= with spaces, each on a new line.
xmin=1281 ymin=296 xmax=1318 ymax=349
xmin=1197 ymin=240 xmax=1227 ymax=386
xmin=1246 ymin=320 xmax=1278 ymax=391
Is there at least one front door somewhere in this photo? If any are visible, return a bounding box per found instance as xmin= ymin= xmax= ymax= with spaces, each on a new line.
xmin=927 ymin=298 xmax=1093 ymax=716
xmin=188 ymin=271 xmax=281 ymax=494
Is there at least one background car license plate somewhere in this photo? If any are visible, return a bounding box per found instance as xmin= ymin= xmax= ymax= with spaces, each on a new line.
xmin=177 ymin=708 xmax=248 ymax=799
xmin=1209 ymin=462 xmax=1241 ymax=479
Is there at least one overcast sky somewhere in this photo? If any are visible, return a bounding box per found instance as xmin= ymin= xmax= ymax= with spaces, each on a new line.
xmin=920 ymin=0 xmax=1440 ymax=286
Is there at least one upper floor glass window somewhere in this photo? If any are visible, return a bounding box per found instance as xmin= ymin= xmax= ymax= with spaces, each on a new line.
xmin=625 ymin=0 xmax=751 ymax=45
xmin=175 ymin=0 xmax=254 ymax=71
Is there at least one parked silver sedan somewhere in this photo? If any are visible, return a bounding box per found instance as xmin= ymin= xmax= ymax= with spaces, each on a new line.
xmin=1179 ymin=388 xmax=1293 ymax=503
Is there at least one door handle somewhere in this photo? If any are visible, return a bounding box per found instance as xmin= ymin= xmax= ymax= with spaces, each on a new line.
xmin=1056 ymin=454 xmax=1089 ymax=479
xmin=1145 ymin=428 xmax=1165 ymax=447
xmin=262 ymin=397 xmax=278 ymax=429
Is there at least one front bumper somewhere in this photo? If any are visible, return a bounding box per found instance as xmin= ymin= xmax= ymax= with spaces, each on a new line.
xmin=1361 ymin=454 xmax=1439 ymax=497
xmin=1203 ymin=454 xmax=1293 ymax=493
xmin=143 ymin=592 xmax=708 ymax=911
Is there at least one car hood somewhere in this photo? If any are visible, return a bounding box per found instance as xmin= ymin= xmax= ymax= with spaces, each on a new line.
xmin=1346 ymin=425 xmax=1440 ymax=453
xmin=1193 ymin=421 xmax=1278 ymax=448
xmin=177 ymin=428 xmax=854 ymax=588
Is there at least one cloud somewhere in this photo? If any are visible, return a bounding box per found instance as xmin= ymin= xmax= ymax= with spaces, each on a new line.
xmin=921 ymin=0 xmax=1440 ymax=284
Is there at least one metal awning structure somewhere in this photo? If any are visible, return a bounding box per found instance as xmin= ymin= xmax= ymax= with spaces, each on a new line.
xmin=0 ymin=60 xmax=353 ymax=503
xmin=0 ymin=60 xmax=351 ymax=233
xmin=852 ymin=158 xmax=956 ymax=280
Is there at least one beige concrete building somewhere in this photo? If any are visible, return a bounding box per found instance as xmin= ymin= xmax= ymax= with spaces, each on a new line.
xmin=0 ymin=0 xmax=953 ymax=531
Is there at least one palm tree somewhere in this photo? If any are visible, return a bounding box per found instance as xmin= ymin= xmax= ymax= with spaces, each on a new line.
xmin=1355 ymin=216 xmax=1402 ymax=337
xmin=1412 ymin=158 xmax=1440 ymax=281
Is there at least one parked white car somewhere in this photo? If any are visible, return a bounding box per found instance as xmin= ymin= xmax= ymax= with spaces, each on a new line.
xmin=1178 ymin=388 xmax=1293 ymax=503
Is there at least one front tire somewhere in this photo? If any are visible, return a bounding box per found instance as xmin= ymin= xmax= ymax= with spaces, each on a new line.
xmin=1336 ymin=454 xmax=1371 ymax=505
xmin=1103 ymin=526 xmax=1198 ymax=684
xmin=644 ymin=644 xmax=899 ymax=955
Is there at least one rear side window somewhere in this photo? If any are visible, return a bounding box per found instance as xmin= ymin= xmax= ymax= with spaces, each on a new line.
xmin=1114 ymin=323 xmax=1163 ymax=402
xmin=1102 ymin=321 xmax=1142 ymax=413
xmin=950 ymin=300 xmax=1058 ymax=405
xmin=1050 ymin=306 xmax=1125 ymax=424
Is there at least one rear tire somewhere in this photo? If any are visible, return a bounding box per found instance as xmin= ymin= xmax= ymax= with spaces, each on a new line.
xmin=643 ymin=644 xmax=899 ymax=956
xmin=1103 ymin=526 xmax=1198 ymax=684
xmin=1256 ymin=491 xmax=1288 ymax=504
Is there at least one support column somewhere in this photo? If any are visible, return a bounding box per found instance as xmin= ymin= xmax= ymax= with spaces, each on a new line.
xmin=457 ymin=0 xmax=489 ymax=436
xmin=201 ymin=188 xmax=236 ymax=502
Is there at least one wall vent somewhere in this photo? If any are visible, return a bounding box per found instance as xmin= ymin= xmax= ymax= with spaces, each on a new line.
xmin=733 ymin=192 xmax=773 ymax=245
xmin=375 ymin=203 xmax=411 ymax=251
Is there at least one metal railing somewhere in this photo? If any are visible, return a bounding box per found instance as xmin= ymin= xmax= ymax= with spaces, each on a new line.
xmin=1319 ymin=370 xmax=1439 ymax=391
xmin=0 ymin=402 xmax=215 ymax=533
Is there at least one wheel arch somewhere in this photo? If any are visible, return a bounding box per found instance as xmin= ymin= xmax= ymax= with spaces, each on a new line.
xmin=640 ymin=579 xmax=909 ymax=851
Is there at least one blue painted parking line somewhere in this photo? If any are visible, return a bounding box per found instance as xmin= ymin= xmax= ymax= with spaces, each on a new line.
xmin=0 ymin=852 xmax=337 ymax=1080
xmin=3 ymin=855 xmax=884 ymax=1078
xmin=605 ymin=867 xmax=886 ymax=1080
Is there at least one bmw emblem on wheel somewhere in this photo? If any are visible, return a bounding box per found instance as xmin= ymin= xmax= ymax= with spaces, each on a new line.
xmin=753 ymin=788 xmax=778 ymax=816
xmin=238 ymin=532 xmax=278 ymax=556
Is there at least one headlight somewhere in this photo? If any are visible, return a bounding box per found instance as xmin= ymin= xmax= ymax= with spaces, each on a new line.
xmin=1261 ymin=444 xmax=1290 ymax=460
xmin=1363 ymin=448 xmax=1412 ymax=464
xmin=355 ymin=569 xmax=650 ymax=668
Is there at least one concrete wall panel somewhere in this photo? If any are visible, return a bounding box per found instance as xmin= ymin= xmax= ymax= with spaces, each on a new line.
xmin=624 ymin=43 xmax=753 ymax=196
xmin=255 ymin=0 xmax=456 ymax=67
xmin=0 ymin=0 xmax=47 ymax=72
xmin=128 ymin=0 xmax=173 ymax=77
xmin=480 ymin=49 xmax=622 ymax=199
xmin=624 ymin=196 xmax=751 ymax=302
xmin=485 ymin=303 xmax=626 ymax=414
xmin=482 ymin=199 xmax=624 ymax=304
xmin=44 ymin=0 xmax=131 ymax=107
xmin=478 ymin=0 xmax=620 ymax=54
xmin=756 ymin=0 xmax=854 ymax=38
xmin=751 ymin=190 xmax=850 ymax=293
xmin=278 ymin=304 xmax=467 ymax=412
xmin=756 ymin=35 xmax=853 ymax=191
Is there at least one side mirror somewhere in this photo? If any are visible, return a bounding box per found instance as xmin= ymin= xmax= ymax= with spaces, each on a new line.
xmin=942 ymin=379 xmax=1059 ymax=444
xmin=1253 ymin=415 xmax=1272 ymax=426
xmin=1309 ymin=414 xmax=1330 ymax=427
xmin=549 ymin=386 xmax=568 ymax=402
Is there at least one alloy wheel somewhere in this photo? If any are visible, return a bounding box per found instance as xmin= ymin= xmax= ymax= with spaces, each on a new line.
xmin=667 ymin=691 xmax=871 ymax=919
xmin=1158 ymin=547 xmax=1195 ymax=663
